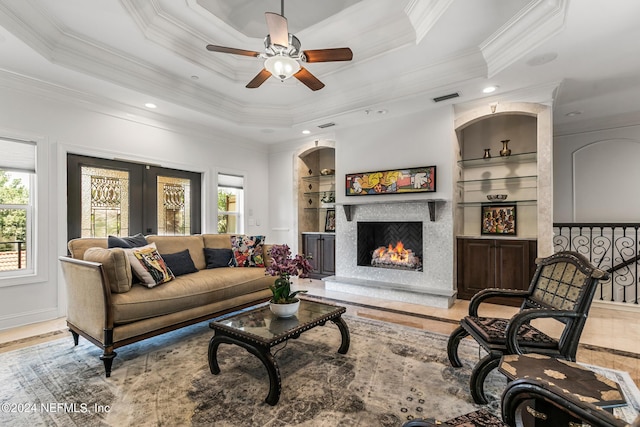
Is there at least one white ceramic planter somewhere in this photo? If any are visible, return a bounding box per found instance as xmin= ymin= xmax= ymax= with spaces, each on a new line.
xmin=269 ymin=299 xmax=300 ymax=318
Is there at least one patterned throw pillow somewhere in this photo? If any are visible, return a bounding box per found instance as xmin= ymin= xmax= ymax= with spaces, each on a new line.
xmin=124 ymin=243 xmax=174 ymax=288
xmin=230 ymin=235 xmax=265 ymax=267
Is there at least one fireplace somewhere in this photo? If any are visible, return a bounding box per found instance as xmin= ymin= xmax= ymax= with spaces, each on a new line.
xmin=357 ymin=221 xmax=423 ymax=271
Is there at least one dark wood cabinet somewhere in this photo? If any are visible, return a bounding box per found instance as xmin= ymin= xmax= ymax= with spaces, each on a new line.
xmin=303 ymin=233 xmax=335 ymax=279
xmin=456 ymin=237 xmax=537 ymax=304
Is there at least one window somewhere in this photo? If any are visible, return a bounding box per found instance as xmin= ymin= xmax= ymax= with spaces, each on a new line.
xmin=217 ymin=173 xmax=244 ymax=234
xmin=0 ymin=138 xmax=35 ymax=276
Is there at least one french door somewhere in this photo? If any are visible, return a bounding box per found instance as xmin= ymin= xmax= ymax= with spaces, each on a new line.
xmin=67 ymin=154 xmax=201 ymax=241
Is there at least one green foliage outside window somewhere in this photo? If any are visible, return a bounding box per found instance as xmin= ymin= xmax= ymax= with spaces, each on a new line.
xmin=0 ymin=170 xmax=29 ymax=251
xmin=217 ymin=190 xmax=231 ymax=233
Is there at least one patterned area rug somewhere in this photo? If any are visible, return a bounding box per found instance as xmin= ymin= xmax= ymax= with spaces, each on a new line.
xmin=0 ymin=315 xmax=513 ymax=426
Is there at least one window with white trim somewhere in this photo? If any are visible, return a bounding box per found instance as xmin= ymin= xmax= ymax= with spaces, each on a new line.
xmin=0 ymin=138 xmax=35 ymax=276
xmin=217 ymin=173 xmax=244 ymax=234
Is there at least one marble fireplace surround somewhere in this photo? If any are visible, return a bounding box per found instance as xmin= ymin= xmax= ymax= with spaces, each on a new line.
xmin=324 ymin=199 xmax=456 ymax=308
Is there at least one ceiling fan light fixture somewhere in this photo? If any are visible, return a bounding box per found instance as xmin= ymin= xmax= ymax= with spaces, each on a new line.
xmin=264 ymin=55 xmax=300 ymax=81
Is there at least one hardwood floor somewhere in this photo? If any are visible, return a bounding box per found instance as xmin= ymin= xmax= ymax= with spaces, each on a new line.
xmin=1 ymin=278 xmax=638 ymax=386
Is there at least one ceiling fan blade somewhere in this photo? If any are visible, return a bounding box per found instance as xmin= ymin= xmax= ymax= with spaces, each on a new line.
xmin=265 ymin=12 xmax=289 ymax=47
xmin=206 ymin=45 xmax=261 ymax=57
xmin=294 ymin=67 xmax=325 ymax=91
xmin=303 ymin=48 xmax=353 ymax=63
xmin=246 ymin=69 xmax=272 ymax=89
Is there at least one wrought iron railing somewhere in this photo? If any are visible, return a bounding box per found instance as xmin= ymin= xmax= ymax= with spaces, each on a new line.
xmin=553 ymin=223 xmax=639 ymax=305
xmin=0 ymin=240 xmax=26 ymax=271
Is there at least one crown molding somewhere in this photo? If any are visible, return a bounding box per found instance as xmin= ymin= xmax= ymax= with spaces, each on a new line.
xmin=404 ymin=0 xmax=455 ymax=44
xmin=480 ymin=0 xmax=569 ymax=77
xmin=0 ymin=68 xmax=267 ymax=150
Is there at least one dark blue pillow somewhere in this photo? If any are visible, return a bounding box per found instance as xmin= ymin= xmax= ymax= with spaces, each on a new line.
xmin=204 ymin=248 xmax=234 ymax=268
xmin=108 ymin=233 xmax=148 ymax=248
xmin=160 ymin=249 xmax=198 ymax=277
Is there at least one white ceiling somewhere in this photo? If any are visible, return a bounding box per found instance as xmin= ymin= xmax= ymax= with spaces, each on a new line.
xmin=1 ymin=0 xmax=640 ymax=145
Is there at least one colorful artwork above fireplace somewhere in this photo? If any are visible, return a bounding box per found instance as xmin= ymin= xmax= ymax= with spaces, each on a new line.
xmin=345 ymin=166 xmax=436 ymax=196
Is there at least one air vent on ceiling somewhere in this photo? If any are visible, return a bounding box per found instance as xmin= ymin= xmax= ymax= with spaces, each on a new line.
xmin=432 ymin=92 xmax=460 ymax=102
xmin=317 ymin=122 xmax=336 ymax=129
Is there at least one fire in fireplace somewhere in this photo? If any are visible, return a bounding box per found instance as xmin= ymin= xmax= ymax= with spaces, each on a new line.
xmin=371 ymin=241 xmax=422 ymax=270
xmin=357 ymin=221 xmax=423 ymax=272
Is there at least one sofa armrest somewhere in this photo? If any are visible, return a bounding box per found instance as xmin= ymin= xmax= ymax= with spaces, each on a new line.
xmin=59 ymin=256 xmax=114 ymax=344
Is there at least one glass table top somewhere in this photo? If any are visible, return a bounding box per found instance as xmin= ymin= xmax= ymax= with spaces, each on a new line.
xmin=210 ymin=300 xmax=345 ymax=342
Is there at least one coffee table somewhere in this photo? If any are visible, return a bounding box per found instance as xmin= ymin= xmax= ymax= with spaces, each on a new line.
xmin=208 ymin=299 xmax=350 ymax=405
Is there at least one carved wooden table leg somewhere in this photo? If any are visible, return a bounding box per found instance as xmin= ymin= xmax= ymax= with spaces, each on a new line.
xmin=208 ymin=332 xmax=282 ymax=406
xmin=331 ymin=316 xmax=350 ymax=354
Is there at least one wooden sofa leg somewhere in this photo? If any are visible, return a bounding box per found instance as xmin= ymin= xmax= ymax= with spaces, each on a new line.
xmin=70 ymin=330 xmax=79 ymax=346
xmin=100 ymin=350 xmax=117 ymax=378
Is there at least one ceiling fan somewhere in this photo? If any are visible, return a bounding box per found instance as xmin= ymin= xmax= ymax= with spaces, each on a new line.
xmin=205 ymin=0 xmax=353 ymax=91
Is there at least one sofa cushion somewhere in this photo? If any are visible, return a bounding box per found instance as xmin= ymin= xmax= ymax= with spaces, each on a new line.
xmin=68 ymin=238 xmax=107 ymax=259
xmin=204 ymin=248 xmax=234 ymax=268
xmin=202 ymin=234 xmax=233 ymax=249
xmin=108 ymin=233 xmax=148 ymax=248
xmin=146 ymin=235 xmax=206 ymax=270
xmin=110 ymin=268 xmax=273 ymax=324
xmin=230 ymin=235 xmax=265 ymax=267
xmin=124 ymin=243 xmax=174 ymax=288
xmin=83 ymin=247 xmax=132 ymax=293
xmin=161 ymin=249 xmax=198 ymax=277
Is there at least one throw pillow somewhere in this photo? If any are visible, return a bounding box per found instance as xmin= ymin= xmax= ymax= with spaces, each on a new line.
xmin=83 ymin=247 xmax=132 ymax=293
xmin=161 ymin=249 xmax=198 ymax=277
xmin=203 ymin=248 xmax=235 ymax=269
xmin=108 ymin=233 xmax=148 ymax=248
xmin=230 ymin=235 xmax=265 ymax=267
xmin=124 ymin=243 xmax=174 ymax=288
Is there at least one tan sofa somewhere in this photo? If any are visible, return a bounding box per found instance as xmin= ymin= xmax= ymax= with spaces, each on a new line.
xmin=59 ymin=234 xmax=273 ymax=377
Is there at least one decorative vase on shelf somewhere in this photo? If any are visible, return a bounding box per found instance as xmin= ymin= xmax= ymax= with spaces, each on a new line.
xmin=499 ymin=139 xmax=512 ymax=157
xmin=483 ymin=148 xmax=491 ymax=159
xmin=269 ymin=299 xmax=300 ymax=318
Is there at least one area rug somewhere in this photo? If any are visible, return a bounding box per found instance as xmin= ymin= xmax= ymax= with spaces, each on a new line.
xmin=0 ymin=313 xmax=627 ymax=427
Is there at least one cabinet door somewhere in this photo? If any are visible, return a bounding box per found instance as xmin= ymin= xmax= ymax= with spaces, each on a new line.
xmin=457 ymin=239 xmax=495 ymax=300
xmin=303 ymin=234 xmax=322 ymax=276
xmin=321 ymin=234 xmax=335 ymax=275
xmin=495 ymin=240 xmax=532 ymax=291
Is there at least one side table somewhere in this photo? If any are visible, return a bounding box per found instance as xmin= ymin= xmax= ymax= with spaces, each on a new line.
xmin=499 ymin=353 xmax=626 ymax=426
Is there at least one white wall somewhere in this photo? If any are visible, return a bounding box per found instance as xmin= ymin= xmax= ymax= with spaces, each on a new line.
xmin=0 ymin=85 xmax=270 ymax=330
xmin=554 ymin=124 xmax=640 ymax=222
xmin=336 ymin=107 xmax=455 ymax=204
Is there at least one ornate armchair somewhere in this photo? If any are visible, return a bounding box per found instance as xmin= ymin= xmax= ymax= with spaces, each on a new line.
xmin=447 ymin=251 xmax=609 ymax=404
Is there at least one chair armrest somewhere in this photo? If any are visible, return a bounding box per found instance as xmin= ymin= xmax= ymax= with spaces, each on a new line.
xmin=505 ymin=308 xmax=584 ymax=354
xmin=502 ymin=378 xmax=630 ymax=427
xmin=468 ymin=288 xmax=530 ymax=316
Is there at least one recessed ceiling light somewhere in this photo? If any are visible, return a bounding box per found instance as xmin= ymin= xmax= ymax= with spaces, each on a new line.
xmin=144 ymin=103 xmax=157 ymax=109
xmin=302 ymin=130 xmax=311 ymax=134
xmin=565 ymin=111 xmax=583 ymax=117
xmin=482 ymin=86 xmax=498 ymax=94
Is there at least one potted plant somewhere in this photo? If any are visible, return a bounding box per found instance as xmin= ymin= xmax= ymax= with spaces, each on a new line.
xmin=265 ymin=244 xmax=313 ymax=317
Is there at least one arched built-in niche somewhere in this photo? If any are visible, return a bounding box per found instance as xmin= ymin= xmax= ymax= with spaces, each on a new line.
xmin=454 ymin=102 xmax=553 ymax=255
